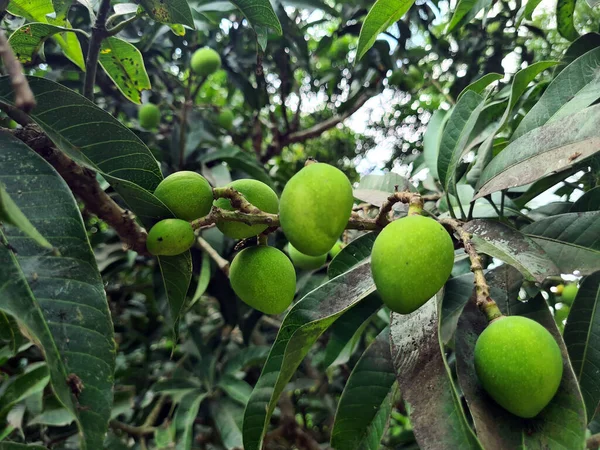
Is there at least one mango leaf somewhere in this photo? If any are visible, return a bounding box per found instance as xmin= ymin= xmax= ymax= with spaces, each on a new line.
xmin=0 ymin=184 xmax=51 ymax=249
xmin=522 ymin=211 xmax=600 ymax=275
xmin=557 ymin=0 xmax=579 ymax=42
xmin=564 ymin=271 xmax=600 ymax=421
xmin=0 ymin=444 xmax=48 ymax=450
xmin=210 ymin=399 xmax=244 ymax=450
xmin=229 ymin=0 xmax=283 ymax=49
xmin=571 ymin=186 xmax=600 ymax=212
xmin=138 ymin=0 xmax=194 ymax=28
xmin=437 ymin=90 xmax=486 ymax=196
xmin=0 ymin=365 xmax=49 ymax=417
xmin=223 ymin=346 xmax=270 ymax=376
xmin=463 ymin=220 xmax=559 ymax=283
xmin=446 ymin=0 xmax=491 ymax=32
xmin=189 ymin=251 xmax=211 ymax=307
xmin=556 ymin=33 xmax=600 ymax=76
xmin=455 ymin=269 xmax=586 ymax=449
xmin=201 ymin=146 xmax=273 ymax=188
xmin=328 ymin=232 xmax=377 ymax=278
xmin=458 ymin=73 xmax=503 ymax=100
xmin=281 ymin=0 xmax=338 ymax=15
xmin=423 ymin=109 xmax=449 ymax=180
xmin=523 ymin=0 xmax=545 ymax=20
xmin=513 ymin=48 xmax=600 ymax=140
xmin=354 ymin=173 xmax=414 ymax=207
xmin=218 ymin=376 xmax=252 ymax=406
xmin=0 ymin=133 xmax=115 ymax=450
xmin=242 ymin=261 xmax=376 ymax=450
xmin=390 ymin=293 xmax=483 ymax=450
xmin=331 ymin=328 xmax=396 ymax=450
xmin=357 ymin=0 xmax=417 ymax=60
xmin=174 ymin=390 xmax=207 ymax=450
xmin=158 ymin=252 xmax=193 ymax=330
xmin=512 ymin=165 xmax=581 ymax=208
xmin=8 ymin=23 xmax=78 ymax=66
xmin=28 ymin=398 xmax=73 ymax=427
xmin=475 ymin=104 xmax=600 ymax=199
xmin=98 ymin=37 xmax=151 ymax=104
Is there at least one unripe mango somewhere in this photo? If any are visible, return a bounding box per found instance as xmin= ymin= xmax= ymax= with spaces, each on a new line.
xmin=154 ymin=171 xmax=213 ymax=221
xmin=217 ymin=109 xmax=234 ymax=130
xmin=214 ymin=179 xmax=279 ymax=239
xmin=279 ymin=163 xmax=353 ymax=256
xmin=191 ymin=47 xmax=221 ymax=77
xmin=147 ymin=219 xmax=195 ymax=256
xmin=287 ymin=243 xmax=327 ymax=270
xmin=139 ymin=103 xmax=160 ymax=129
xmin=371 ymin=215 xmax=454 ymax=314
xmin=474 ymin=316 xmax=563 ymax=418
xmin=560 ymin=283 xmax=578 ymax=305
xmin=229 ymin=246 xmax=296 ymax=314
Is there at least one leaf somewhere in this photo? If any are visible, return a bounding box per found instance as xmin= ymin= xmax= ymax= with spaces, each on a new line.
xmin=328 ymin=232 xmax=378 ymax=279
xmin=242 ymin=261 xmax=376 ymax=450
xmin=513 ymin=48 xmax=600 ymax=140
xmin=210 ymin=399 xmax=244 ymax=450
xmin=8 ymin=23 xmax=78 ymax=66
xmin=28 ymin=400 xmax=74 ymax=427
xmin=447 ymin=0 xmax=492 ymax=32
xmin=331 ymin=328 xmax=396 ymax=450
xmin=455 ymin=270 xmax=586 ymax=449
xmin=229 ymin=0 xmax=283 ymax=48
xmin=223 ymin=346 xmax=270 ymax=375
xmin=356 ymin=0 xmax=417 ymax=60
xmin=463 ymin=220 xmax=559 ymax=283
xmin=0 ymin=444 xmax=48 ymax=450
xmin=218 ymin=376 xmax=253 ymax=406
xmin=523 ymin=0 xmax=545 ymax=20
xmin=157 ymin=253 xmax=193 ymax=332
xmin=522 ymin=211 xmax=600 ymax=275
xmin=174 ymin=390 xmax=207 ymax=450
xmin=0 ymin=365 xmax=49 ymax=416
xmin=389 ymin=293 xmax=483 ymax=450
xmin=139 ymin=0 xmax=194 ymax=28
xmin=475 ymin=104 xmax=600 ymax=199
xmin=0 ymin=184 xmax=51 ymax=249
xmin=556 ymin=33 xmax=600 ymax=76
xmin=98 ymin=37 xmax=152 ymax=104
xmin=0 ymin=133 xmax=115 ymax=450
xmin=557 ymin=0 xmax=579 ymax=42
xmin=201 ymin=146 xmax=273 ymax=188
xmin=458 ymin=73 xmax=503 ymax=100
xmin=423 ymin=109 xmax=449 ymax=180
xmin=437 ymin=90 xmax=486 ymax=195
xmin=354 ymin=173 xmax=415 ymax=207
xmin=571 ymin=186 xmax=600 ymax=212
xmin=564 ymin=271 xmax=600 ymax=422
xmin=440 ymin=273 xmax=475 ymax=345
xmin=190 ymin=251 xmax=211 ymax=307
xmin=281 ymin=0 xmax=338 ymax=16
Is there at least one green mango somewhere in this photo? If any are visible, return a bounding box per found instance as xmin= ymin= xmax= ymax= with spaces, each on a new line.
xmin=191 ymin=47 xmax=221 ymax=77
xmin=138 ymin=103 xmax=160 ymax=129
xmin=154 ymin=171 xmax=213 ymax=221
xmin=230 ymin=246 xmax=296 ymax=314
xmin=279 ymin=163 xmax=353 ymax=256
xmin=371 ymin=215 xmax=454 ymax=314
xmin=146 ymin=219 xmax=195 ymax=256
xmin=475 ymin=316 xmax=563 ymax=418
xmin=214 ymin=179 xmax=279 ymax=239
xmin=287 ymin=243 xmax=327 ymax=270
xmin=217 ymin=109 xmax=234 ymax=130
xmin=560 ymin=283 xmax=579 ymax=305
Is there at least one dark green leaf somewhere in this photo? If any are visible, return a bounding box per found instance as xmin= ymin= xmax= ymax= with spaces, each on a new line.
xmin=210 ymin=399 xmax=243 ymax=450
xmin=218 ymin=375 xmax=253 ymax=406
xmin=475 ymin=105 xmax=600 ymax=199
xmin=557 ymin=0 xmax=579 ymax=41
xmin=242 ymin=261 xmax=376 ymax=450
xmin=0 ymin=184 xmax=51 ymax=249
xmin=440 ymin=273 xmax=475 ymax=344
xmin=571 ymin=186 xmax=600 ymax=212
xmin=564 ymin=271 xmax=600 ymax=421
xmin=0 ymin=365 xmax=49 ymax=416
xmin=423 ymin=109 xmax=449 ymax=180
xmin=331 ymin=328 xmax=396 ymax=450
xmin=0 ymin=133 xmax=115 ymax=450
xmin=390 ymin=293 xmax=483 ymax=450
xmin=28 ymin=400 xmax=74 ymax=427
xmin=139 ymin=0 xmax=194 ymax=28
xmin=522 ymin=212 xmax=600 ymax=275
xmin=229 ymin=0 xmax=283 ymax=48
xmin=223 ymin=346 xmax=270 ymax=375
xmin=357 ymin=0 xmax=417 ymax=60
xmin=556 ymin=33 xmax=600 ymax=76
xmin=8 ymin=22 xmax=79 ymax=66
xmin=174 ymin=390 xmax=207 ymax=450
xmin=99 ymin=37 xmax=152 ymax=104
xmin=447 ymin=0 xmax=492 ymax=32
xmin=328 ymin=232 xmax=377 ymax=278
xmin=190 ymin=251 xmax=211 ymax=308
xmin=0 ymin=444 xmax=48 ymax=450
xmin=158 ymin=253 xmax=193 ymax=332
xmin=152 ymin=378 xmax=202 ymax=393
xmin=458 ymin=73 xmax=503 ymax=100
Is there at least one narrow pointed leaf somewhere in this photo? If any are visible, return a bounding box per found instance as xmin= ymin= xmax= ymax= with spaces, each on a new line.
xmin=0 ymin=444 xmax=48 ymax=450
xmin=0 ymin=133 xmax=115 ymax=450
xmin=331 ymin=328 xmax=396 ymax=450
xmin=557 ymin=0 xmax=579 ymax=41
xmin=211 ymin=399 xmax=244 ymax=450
xmin=0 ymin=185 xmax=51 ymax=249
xmin=523 ymin=0 xmax=545 ymax=19
xmin=423 ymin=109 xmax=449 ymax=179
xmin=174 ymin=390 xmax=207 ymax=450
xmin=190 ymin=251 xmax=211 ymax=307
xmin=139 ymin=0 xmax=194 ymax=27
xmin=0 ymin=365 xmax=49 ymax=416
xmin=328 ymin=232 xmax=377 ymax=278
xmin=158 ymin=253 xmax=192 ymax=331
xmin=447 ymin=0 xmax=492 ymax=32
xmin=242 ymin=261 xmax=376 ymax=450
xmin=229 ymin=0 xmax=283 ymax=41
xmin=458 ymin=73 xmax=503 ymax=99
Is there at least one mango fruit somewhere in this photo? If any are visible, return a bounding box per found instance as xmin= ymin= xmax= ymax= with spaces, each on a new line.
xmin=191 ymin=47 xmax=221 ymax=77
xmin=474 ymin=316 xmax=563 ymax=418
xmin=371 ymin=215 xmax=454 ymax=314
xmin=279 ymin=163 xmax=353 ymax=256
xmin=154 ymin=171 xmax=213 ymax=221
xmin=217 ymin=109 xmax=234 ymax=130
xmin=287 ymin=243 xmax=327 ymax=270
xmin=147 ymin=219 xmax=195 ymax=256
xmin=229 ymin=246 xmax=296 ymax=314
xmin=139 ymin=103 xmax=160 ymax=129
xmin=214 ymin=179 xmax=279 ymax=239
xmin=560 ymin=283 xmax=578 ymax=305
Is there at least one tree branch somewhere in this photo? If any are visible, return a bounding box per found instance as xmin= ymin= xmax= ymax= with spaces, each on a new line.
xmin=83 ymin=0 xmax=112 ymax=100
xmin=197 ymin=236 xmax=229 ymax=276
xmin=375 ymin=192 xmax=423 ymax=227
xmin=0 ymin=28 xmax=35 ymax=111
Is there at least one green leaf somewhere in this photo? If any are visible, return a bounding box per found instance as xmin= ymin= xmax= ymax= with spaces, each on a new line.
xmin=564 ymin=271 xmax=600 ymax=422
xmin=356 ymin=0 xmax=417 ymax=60
xmin=331 ymin=328 xmax=396 ymax=450
xmin=174 ymin=390 xmax=207 ymax=450
xmin=201 ymin=146 xmax=274 ymax=188
xmin=354 ymin=173 xmax=414 ymax=207
xmin=437 ymin=90 xmax=486 ymax=195
xmin=28 ymin=400 xmax=74 ymax=427
xmin=218 ymin=375 xmax=253 ymax=406
xmin=513 ymin=48 xmax=600 ymax=140
xmin=457 ymin=73 xmax=503 ymax=100
xmin=389 ymin=293 xmax=483 ymax=449
xmin=571 ymin=186 xmax=600 ymax=212
xmin=475 ymin=105 xmax=600 ymax=199
xmin=455 ymin=267 xmax=586 ymax=449
xmin=522 ymin=212 xmax=600 ymax=275
xmin=0 ymin=444 xmax=48 ymax=450
xmin=463 ymin=219 xmax=559 ymax=283
xmin=0 ymin=184 xmax=51 ymax=249
xmin=210 ymin=399 xmax=244 ymax=450
xmin=189 ymin=251 xmax=211 ymax=308
xmin=446 ymin=0 xmax=492 ymax=32
xmin=242 ymin=261 xmax=376 ymax=450
xmin=157 ymin=253 xmax=193 ymax=332
xmin=328 ymin=232 xmax=377 ymax=279
xmin=8 ymin=23 xmax=78 ymax=66
xmin=139 ymin=0 xmax=194 ymax=28
xmin=98 ymin=37 xmax=152 ymax=104
xmin=556 ymin=33 xmax=600 ymax=76
xmin=229 ymin=0 xmax=283 ymax=48
xmin=557 ymin=0 xmax=579 ymax=41
xmin=440 ymin=273 xmax=475 ymax=344
xmin=223 ymin=346 xmax=270 ymax=375
xmin=281 ymin=0 xmax=338 ymax=16
xmin=523 ymin=0 xmax=545 ymax=20
xmin=423 ymin=109 xmax=449 ymax=180
xmin=0 ymin=365 xmax=49 ymax=416
xmin=0 ymin=133 xmax=115 ymax=450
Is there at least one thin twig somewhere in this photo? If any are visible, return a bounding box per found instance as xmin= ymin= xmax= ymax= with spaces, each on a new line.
xmin=109 ymin=420 xmax=155 ymax=437
xmin=375 ymin=192 xmax=423 ymax=227
xmin=83 ymin=0 xmax=112 ymax=100
xmin=0 ymin=29 xmax=35 ymax=111
xmin=197 ymin=236 xmax=229 ymax=276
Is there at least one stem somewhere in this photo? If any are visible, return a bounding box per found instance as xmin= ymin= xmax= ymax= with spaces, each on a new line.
xmin=106 ymin=12 xmax=142 ymax=36
xmin=445 ymin=191 xmax=457 ymax=219
xmin=83 ymin=0 xmax=112 ymax=100
xmin=197 ymin=236 xmax=229 ymax=276
xmin=213 ymin=187 xmax=262 ymax=214
xmin=375 ymin=192 xmax=423 ymax=226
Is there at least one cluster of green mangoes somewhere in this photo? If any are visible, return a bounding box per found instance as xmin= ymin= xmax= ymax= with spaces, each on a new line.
xmin=137 ymin=47 xmax=234 ymax=132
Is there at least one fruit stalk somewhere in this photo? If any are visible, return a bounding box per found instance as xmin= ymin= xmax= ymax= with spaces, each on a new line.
xmin=375 ymin=192 xmax=424 ymax=226
xmin=196 ymin=236 xmax=230 ymax=275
